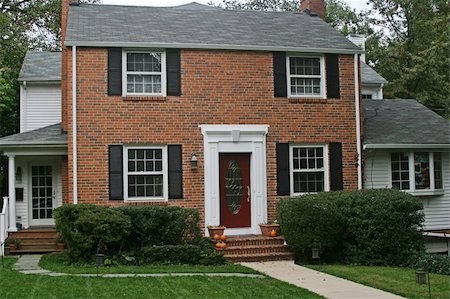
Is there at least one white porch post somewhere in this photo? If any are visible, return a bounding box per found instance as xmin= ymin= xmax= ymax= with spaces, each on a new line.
xmin=8 ymin=155 xmax=17 ymax=232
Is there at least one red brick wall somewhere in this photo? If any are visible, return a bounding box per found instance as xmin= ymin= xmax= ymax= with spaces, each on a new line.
xmin=62 ymin=48 xmax=360 ymax=226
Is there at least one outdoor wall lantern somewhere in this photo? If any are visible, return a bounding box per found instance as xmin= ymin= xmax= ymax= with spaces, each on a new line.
xmin=15 ymin=166 xmax=22 ymax=184
xmin=190 ymin=153 xmax=198 ymax=169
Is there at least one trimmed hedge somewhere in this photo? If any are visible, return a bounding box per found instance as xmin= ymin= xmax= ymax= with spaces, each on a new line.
xmin=54 ymin=204 xmax=131 ymax=262
xmin=116 ymin=206 xmax=201 ymax=251
xmin=278 ymin=197 xmax=345 ymax=262
xmin=408 ymin=253 xmax=450 ymax=275
xmin=278 ymin=189 xmax=425 ymax=266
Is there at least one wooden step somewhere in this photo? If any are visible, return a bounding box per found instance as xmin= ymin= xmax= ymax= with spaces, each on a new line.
xmin=10 ymin=248 xmax=64 ymax=254
xmin=9 ymin=229 xmax=58 ymax=239
xmin=7 ymin=228 xmax=63 ymax=254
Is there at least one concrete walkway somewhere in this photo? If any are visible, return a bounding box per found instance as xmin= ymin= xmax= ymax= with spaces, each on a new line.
xmin=241 ymin=260 xmax=405 ymax=299
xmin=12 ymin=254 xmax=264 ymax=278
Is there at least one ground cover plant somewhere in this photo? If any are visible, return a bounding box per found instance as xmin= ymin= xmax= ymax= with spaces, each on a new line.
xmin=1 ymin=257 xmax=322 ymax=299
xmin=278 ymin=189 xmax=425 ymax=265
xmin=307 ymin=264 xmax=450 ymax=299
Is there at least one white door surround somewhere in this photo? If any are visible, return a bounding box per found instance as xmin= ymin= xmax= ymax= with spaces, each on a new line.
xmin=200 ymin=125 xmax=269 ymax=236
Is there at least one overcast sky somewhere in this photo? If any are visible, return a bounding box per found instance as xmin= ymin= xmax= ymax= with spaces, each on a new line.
xmin=101 ymin=0 xmax=371 ymax=11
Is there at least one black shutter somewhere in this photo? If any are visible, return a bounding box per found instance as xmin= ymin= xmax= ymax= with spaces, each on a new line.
xmin=168 ymin=145 xmax=183 ymax=199
xmin=109 ymin=145 xmax=123 ymax=200
xmin=108 ymin=48 xmax=122 ymax=96
xmin=166 ymin=49 xmax=181 ymax=96
xmin=273 ymin=52 xmax=287 ymax=97
xmin=326 ymin=54 xmax=340 ymax=98
xmin=329 ymin=142 xmax=344 ymax=191
xmin=276 ymin=143 xmax=290 ymax=196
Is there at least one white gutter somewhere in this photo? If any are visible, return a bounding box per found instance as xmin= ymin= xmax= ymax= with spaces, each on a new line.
xmin=72 ymin=46 xmax=78 ymax=204
xmin=354 ymin=54 xmax=362 ymax=189
xmin=423 ymin=232 xmax=450 ymax=238
xmin=63 ymin=41 xmax=364 ymax=55
xmin=364 ymin=144 xmax=450 ymax=149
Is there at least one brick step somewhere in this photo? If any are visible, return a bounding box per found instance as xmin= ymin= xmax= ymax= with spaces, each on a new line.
xmin=224 ymin=252 xmax=295 ymax=263
xmin=225 ymin=236 xmax=285 ymax=247
xmin=220 ymin=244 xmax=291 ymax=256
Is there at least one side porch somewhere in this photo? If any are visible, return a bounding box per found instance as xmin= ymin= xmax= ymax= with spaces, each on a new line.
xmin=0 ymin=123 xmax=67 ymax=255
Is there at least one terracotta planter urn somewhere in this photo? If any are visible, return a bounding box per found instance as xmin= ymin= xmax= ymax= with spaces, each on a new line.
xmin=259 ymin=223 xmax=281 ymax=237
xmin=207 ymin=226 xmax=226 ymax=238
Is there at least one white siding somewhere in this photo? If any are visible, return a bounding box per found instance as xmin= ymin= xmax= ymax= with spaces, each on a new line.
xmin=20 ymin=83 xmax=61 ymax=132
xmin=365 ymin=150 xmax=450 ymax=230
xmin=15 ymin=156 xmax=62 ymax=228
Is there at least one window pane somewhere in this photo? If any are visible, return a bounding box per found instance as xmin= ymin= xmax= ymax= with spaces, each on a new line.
xmin=292 ymin=147 xmax=324 ymax=170
xmin=128 ymin=175 xmax=163 ymax=198
xmin=414 ymin=152 xmax=430 ymax=190
xmin=291 ymin=78 xmax=321 ymax=96
xmin=391 ymin=152 xmax=409 ymax=190
xmin=293 ymin=172 xmax=324 ymax=193
xmin=434 ymin=152 xmax=443 ymax=189
xmin=127 ymin=53 xmax=161 ymax=72
xmin=290 ymin=57 xmax=320 ymax=76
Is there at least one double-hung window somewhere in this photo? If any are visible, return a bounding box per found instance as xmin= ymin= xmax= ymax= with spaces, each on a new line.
xmin=287 ymin=55 xmax=325 ymax=98
xmin=123 ymin=51 xmax=166 ymax=96
xmin=124 ymin=146 xmax=168 ymax=201
xmin=290 ymin=145 xmax=329 ymax=195
xmin=390 ymin=151 xmax=444 ymax=194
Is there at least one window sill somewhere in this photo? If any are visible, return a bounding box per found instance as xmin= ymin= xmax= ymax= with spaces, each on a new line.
xmin=123 ymin=96 xmax=167 ymax=101
xmin=408 ymin=189 xmax=445 ymax=197
xmin=124 ymin=199 xmax=169 ymax=206
xmin=288 ymin=98 xmax=329 ymax=104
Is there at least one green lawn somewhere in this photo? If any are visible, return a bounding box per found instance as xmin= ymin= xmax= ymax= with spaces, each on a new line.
xmin=0 ymin=257 xmax=322 ymax=299
xmin=40 ymin=253 xmax=258 ymax=274
xmin=307 ymin=264 xmax=450 ymax=299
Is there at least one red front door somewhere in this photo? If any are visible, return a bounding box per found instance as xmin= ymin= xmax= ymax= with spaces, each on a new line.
xmin=219 ymin=153 xmax=251 ymax=228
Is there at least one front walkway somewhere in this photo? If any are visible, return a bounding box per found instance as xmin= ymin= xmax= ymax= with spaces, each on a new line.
xmin=13 ymin=255 xmax=264 ymax=278
xmin=241 ymin=260 xmax=405 ymax=299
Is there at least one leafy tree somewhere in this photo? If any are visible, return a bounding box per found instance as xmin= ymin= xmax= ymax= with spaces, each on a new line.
xmin=369 ymin=0 xmax=449 ymax=117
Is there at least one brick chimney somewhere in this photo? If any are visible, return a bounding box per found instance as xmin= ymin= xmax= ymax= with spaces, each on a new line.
xmin=300 ymin=0 xmax=325 ymax=20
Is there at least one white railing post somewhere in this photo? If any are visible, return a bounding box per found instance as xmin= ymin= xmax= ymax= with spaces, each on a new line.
xmin=8 ymin=155 xmax=17 ymax=232
xmin=1 ymin=196 xmax=9 ymax=256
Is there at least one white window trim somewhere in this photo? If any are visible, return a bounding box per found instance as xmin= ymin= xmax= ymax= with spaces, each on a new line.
xmin=289 ymin=144 xmax=329 ymax=196
xmin=122 ymin=50 xmax=167 ymax=97
xmin=389 ymin=151 xmax=444 ymax=195
xmin=286 ymin=54 xmax=326 ymax=99
xmin=123 ymin=145 xmax=169 ymax=202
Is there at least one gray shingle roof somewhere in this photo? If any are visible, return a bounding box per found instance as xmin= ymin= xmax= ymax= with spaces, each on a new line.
xmin=363 ymin=99 xmax=450 ymax=145
xmin=18 ymin=51 xmax=61 ymax=82
xmin=361 ymin=62 xmax=388 ymax=85
xmin=0 ymin=123 xmax=67 ymax=147
xmin=65 ymin=3 xmax=362 ymax=54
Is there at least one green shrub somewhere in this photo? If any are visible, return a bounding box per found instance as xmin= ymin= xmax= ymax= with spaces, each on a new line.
xmin=138 ymin=245 xmax=202 ymax=265
xmin=54 ymin=204 xmax=131 ymax=262
xmin=408 ymin=253 xmax=450 ymax=275
xmin=277 ymin=189 xmax=425 ymax=266
xmin=278 ymin=197 xmax=346 ymax=262
xmin=116 ymin=206 xmax=201 ymax=251
xmin=332 ymin=189 xmax=424 ymax=266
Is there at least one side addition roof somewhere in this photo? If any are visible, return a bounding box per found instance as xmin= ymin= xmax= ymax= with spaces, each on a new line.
xmin=360 ymin=62 xmax=388 ymax=85
xmin=0 ymin=123 xmax=67 ymax=148
xmin=65 ymin=3 xmax=362 ymax=54
xmin=18 ymin=51 xmax=61 ymax=82
xmin=363 ymin=99 xmax=450 ymax=147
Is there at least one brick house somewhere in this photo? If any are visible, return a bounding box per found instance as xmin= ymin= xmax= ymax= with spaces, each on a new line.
xmin=0 ymin=0 xmax=366 ymax=249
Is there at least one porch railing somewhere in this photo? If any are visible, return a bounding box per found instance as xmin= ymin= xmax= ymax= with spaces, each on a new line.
xmin=0 ymin=196 xmax=8 ymax=256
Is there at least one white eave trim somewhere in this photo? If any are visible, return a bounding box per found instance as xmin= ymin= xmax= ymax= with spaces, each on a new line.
xmin=64 ymin=41 xmax=364 ymax=55
xmin=364 ymin=144 xmax=450 ymax=149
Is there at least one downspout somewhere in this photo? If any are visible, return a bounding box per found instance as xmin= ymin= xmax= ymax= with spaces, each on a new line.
xmin=72 ymin=46 xmax=78 ymax=204
xmin=354 ymin=54 xmax=362 ymax=189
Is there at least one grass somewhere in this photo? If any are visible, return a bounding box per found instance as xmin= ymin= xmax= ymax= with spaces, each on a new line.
xmin=307 ymin=264 xmax=450 ymax=299
xmin=0 ymin=256 xmax=322 ymax=299
xmin=40 ymin=253 xmax=258 ymax=274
